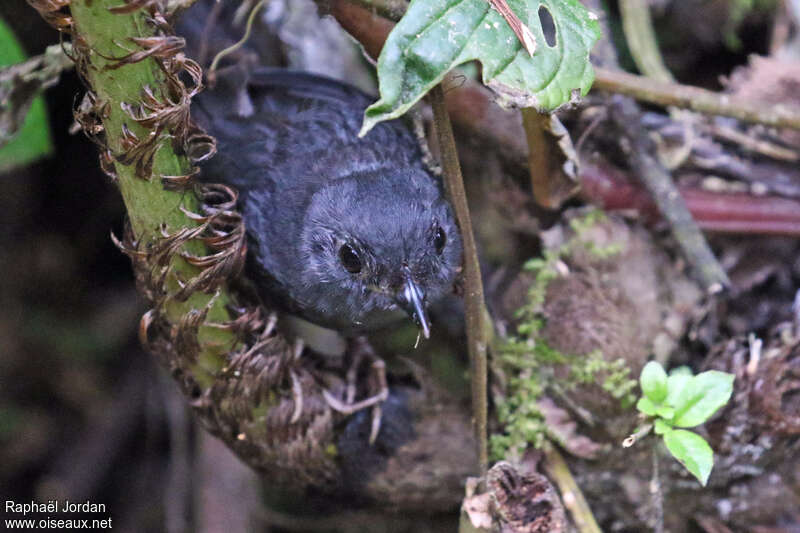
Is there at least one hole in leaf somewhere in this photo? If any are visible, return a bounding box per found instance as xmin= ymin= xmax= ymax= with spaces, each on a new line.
xmin=538 ymin=6 xmax=557 ymax=48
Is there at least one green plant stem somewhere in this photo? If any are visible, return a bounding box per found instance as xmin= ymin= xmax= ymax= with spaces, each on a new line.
xmin=593 ymin=67 xmax=800 ymax=131
xmin=623 ymin=423 xmax=653 ymax=447
xmin=542 ymin=445 xmax=602 ymax=533
xmin=430 ymin=83 xmax=490 ymax=477
xmin=208 ymin=0 xmax=265 ymax=77
xmin=619 ymin=0 xmax=673 ymax=82
xmin=69 ymin=0 xmax=236 ymax=385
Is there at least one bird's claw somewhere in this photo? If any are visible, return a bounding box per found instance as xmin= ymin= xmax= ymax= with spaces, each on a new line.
xmin=322 ymin=340 xmax=388 ymax=444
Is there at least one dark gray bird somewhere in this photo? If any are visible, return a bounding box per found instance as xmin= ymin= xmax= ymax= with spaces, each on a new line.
xmin=193 ymin=69 xmax=462 ymax=337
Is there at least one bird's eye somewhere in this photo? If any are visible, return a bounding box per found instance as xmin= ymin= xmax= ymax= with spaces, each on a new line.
xmin=338 ymin=244 xmax=362 ymax=273
xmin=434 ymin=226 xmax=446 ymax=255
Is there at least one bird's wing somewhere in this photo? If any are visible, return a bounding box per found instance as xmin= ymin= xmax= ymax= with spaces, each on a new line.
xmin=247 ymin=69 xmax=425 ymax=173
xmin=193 ymin=69 xmax=426 ymax=192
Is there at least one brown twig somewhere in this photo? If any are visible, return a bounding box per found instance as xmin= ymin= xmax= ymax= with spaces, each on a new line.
xmin=608 ymin=96 xmax=730 ymax=293
xmin=521 ymin=108 xmax=580 ymax=209
xmin=593 ymin=67 xmax=800 ymax=131
xmin=430 ymin=84 xmax=490 ymax=477
xmin=522 ymin=109 xmax=552 ymax=206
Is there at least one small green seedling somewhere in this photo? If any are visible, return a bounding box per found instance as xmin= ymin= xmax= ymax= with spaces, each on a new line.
xmin=629 ymin=361 xmax=734 ymax=486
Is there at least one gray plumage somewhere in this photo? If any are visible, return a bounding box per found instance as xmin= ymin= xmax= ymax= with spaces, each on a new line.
xmin=193 ymin=70 xmax=462 ymax=335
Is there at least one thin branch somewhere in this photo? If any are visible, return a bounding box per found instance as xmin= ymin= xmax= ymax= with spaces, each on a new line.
xmin=522 ymin=109 xmax=552 ymax=206
xmin=430 ymin=84 xmax=490 ymax=477
xmin=608 ymin=96 xmax=730 ymax=293
xmin=543 ymin=445 xmax=603 ymax=533
xmin=593 ymin=67 xmax=800 ymax=131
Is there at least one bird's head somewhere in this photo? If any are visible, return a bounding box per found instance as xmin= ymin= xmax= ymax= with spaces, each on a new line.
xmin=298 ymin=170 xmax=462 ymax=337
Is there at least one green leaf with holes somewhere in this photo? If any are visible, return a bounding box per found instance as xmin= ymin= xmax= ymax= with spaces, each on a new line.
xmin=0 ymin=18 xmax=53 ymax=172
xmin=360 ymin=0 xmax=601 ymax=136
xmin=663 ymin=428 xmax=714 ymax=486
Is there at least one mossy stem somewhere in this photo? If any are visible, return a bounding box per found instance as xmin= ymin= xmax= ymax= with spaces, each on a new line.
xmin=68 ymin=0 xmax=237 ymax=384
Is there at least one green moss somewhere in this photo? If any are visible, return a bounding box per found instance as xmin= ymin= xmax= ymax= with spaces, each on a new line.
xmin=570 ymin=351 xmax=637 ymax=407
xmin=492 ymin=340 xmax=636 ymax=459
xmin=569 ymin=209 xmax=624 ymax=259
xmin=513 ymin=250 xmax=563 ymax=337
xmin=568 ymin=207 xmax=607 ymax=234
xmin=491 ymin=209 xmax=635 ymax=460
xmin=513 ymin=209 xmax=622 ymax=338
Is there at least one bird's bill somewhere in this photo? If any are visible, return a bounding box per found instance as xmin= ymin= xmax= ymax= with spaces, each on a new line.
xmin=396 ymin=270 xmax=431 ymax=339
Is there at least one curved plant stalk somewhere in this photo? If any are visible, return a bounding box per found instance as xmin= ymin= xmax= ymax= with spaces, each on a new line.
xmin=207 ymin=0 xmax=265 ymax=79
xmin=619 ymin=0 xmax=673 ymax=82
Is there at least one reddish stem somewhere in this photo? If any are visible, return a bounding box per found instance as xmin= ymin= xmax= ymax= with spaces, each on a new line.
xmin=581 ymin=160 xmax=800 ymax=236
